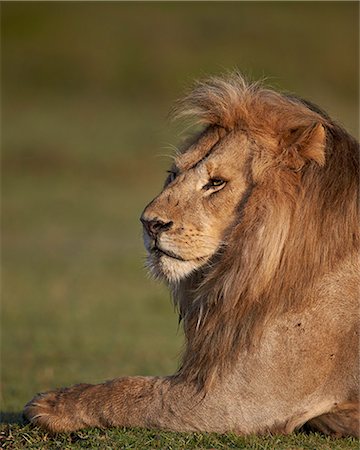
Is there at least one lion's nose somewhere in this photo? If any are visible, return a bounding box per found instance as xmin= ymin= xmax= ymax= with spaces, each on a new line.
xmin=140 ymin=217 xmax=173 ymax=238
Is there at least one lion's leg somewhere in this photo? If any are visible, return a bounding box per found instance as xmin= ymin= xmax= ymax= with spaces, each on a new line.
xmin=304 ymin=401 xmax=359 ymax=438
xmin=23 ymin=376 xmax=224 ymax=433
xmin=23 ymin=375 xmax=357 ymax=435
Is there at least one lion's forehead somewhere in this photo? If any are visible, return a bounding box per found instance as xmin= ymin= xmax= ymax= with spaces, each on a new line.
xmin=175 ymin=127 xmax=222 ymax=172
xmin=175 ymin=127 xmax=248 ymax=175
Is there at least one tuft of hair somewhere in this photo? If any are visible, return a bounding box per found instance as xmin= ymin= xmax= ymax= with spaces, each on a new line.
xmin=172 ymin=72 xmax=326 ymax=135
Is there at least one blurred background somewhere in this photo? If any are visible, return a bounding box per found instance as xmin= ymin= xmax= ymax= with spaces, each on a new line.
xmin=2 ymin=2 xmax=358 ymax=413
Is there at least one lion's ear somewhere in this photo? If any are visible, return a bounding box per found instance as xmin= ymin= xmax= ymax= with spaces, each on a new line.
xmin=281 ymin=122 xmax=326 ymax=170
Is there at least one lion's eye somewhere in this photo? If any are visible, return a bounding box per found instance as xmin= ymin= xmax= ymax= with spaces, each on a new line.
xmin=203 ymin=178 xmax=227 ymax=190
xmin=165 ymin=171 xmax=177 ymax=185
xmin=210 ymin=179 xmax=225 ymax=187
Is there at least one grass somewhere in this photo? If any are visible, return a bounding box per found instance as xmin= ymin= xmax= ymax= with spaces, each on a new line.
xmin=0 ymin=424 xmax=359 ymax=450
xmin=2 ymin=2 xmax=359 ymax=448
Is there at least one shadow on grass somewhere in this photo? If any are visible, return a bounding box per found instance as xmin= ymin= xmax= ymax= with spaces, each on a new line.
xmin=0 ymin=412 xmax=25 ymax=425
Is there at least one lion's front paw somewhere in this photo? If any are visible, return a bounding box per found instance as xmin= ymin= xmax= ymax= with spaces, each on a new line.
xmin=24 ymin=386 xmax=89 ymax=432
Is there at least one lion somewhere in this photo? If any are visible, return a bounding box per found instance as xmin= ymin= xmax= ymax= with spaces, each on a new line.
xmin=24 ymin=73 xmax=359 ymax=437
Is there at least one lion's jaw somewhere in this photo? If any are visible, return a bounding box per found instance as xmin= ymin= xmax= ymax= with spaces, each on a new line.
xmin=143 ymin=225 xmax=216 ymax=283
xmin=141 ymin=127 xmax=251 ymax=283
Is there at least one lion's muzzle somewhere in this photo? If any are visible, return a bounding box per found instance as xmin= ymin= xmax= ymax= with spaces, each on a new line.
xmin=140 ymin=216 xmax=173 ymax=239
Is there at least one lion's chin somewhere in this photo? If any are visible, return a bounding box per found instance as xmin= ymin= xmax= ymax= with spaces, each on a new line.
xmin=146 ymin=253 xmax=204 ymax=284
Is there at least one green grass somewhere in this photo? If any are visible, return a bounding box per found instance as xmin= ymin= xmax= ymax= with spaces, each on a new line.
xmin=1 ymin=423 xmax=359 ymax=450
xmin=2 ymin=2 xmax=359 ymax=448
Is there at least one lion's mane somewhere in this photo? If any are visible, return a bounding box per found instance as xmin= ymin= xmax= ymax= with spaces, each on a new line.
xmin=171 ymin=74 xmax=359 ymax=389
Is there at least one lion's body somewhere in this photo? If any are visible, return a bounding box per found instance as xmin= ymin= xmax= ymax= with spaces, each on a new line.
xmin=25 ymin=74 xmax=359 ymax=436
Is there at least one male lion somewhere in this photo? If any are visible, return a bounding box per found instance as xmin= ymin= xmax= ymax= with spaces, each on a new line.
xmin=25 ymin=74 xmax=359 ymax=437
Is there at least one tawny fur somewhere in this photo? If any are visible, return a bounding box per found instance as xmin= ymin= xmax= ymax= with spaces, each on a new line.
xmin=24 ymin=73 xmax=359 ymax=437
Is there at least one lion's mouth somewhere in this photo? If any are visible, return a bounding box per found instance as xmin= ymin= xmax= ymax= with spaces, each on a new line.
xmin=152 ymin=245 xmax=187 ymax=261
xmin=150 ymin=243 xmax=212 ymax=263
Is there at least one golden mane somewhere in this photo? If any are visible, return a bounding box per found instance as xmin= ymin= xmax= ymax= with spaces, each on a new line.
xmin=173 ymin=74 xmax=360 ymax=389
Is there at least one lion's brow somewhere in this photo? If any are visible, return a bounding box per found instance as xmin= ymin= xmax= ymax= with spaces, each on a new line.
xmin=175 ymin=127 xmax=223 ymax=172
xmin=188 ymin=141 xmax=220 ymax=171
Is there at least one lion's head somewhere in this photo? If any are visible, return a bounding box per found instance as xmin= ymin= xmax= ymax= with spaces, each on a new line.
xmin=141 ymin=74 xmax=329 ymax=284
xmin=141 ymin=73 xmax=359 ymax=387
xmin=141 ymin=125 xmax=253 ymax=282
